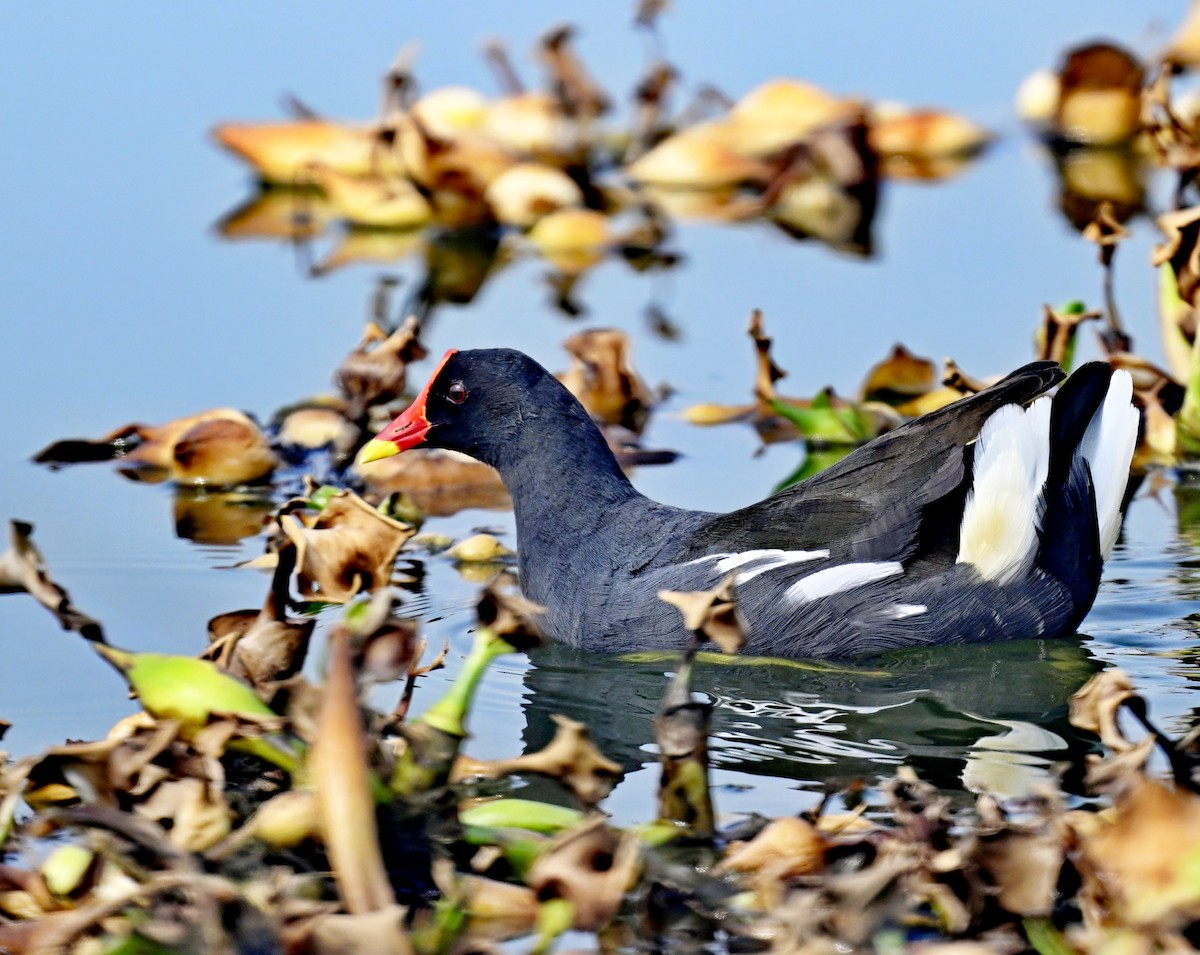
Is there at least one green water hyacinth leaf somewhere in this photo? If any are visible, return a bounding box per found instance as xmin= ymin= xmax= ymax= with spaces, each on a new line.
xmin=94 ymin=644 xmax=277 ymax=729
xmin=769 ymin=392 xmax=875 ymax=445
xmin=307 ymin=484 xmax=340 ymax=511
xmin=459 ymin=798 xmax=585 ymax=834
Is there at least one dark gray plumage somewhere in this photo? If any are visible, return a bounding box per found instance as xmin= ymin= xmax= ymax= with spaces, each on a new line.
xmin=384 ymin=348 xmax=1127 ymax=658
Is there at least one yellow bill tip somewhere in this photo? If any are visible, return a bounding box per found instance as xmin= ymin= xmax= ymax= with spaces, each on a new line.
xmin=356 ymin=438 xmax=400 ymax=467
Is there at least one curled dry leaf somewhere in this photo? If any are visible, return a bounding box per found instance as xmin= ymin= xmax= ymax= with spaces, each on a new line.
xmin=281 ymin=489 xmax=415 ymax=603
xmin=484 ymin=162 xmax=583 ymax=228
xmin=1037 ymin=302 xmax=1102 ymax=366
xmin=453 ymin=714 xmax=621 ymax=807
xmin=1077 ymin=777 xmax=1200 ymax=929
xmin=558 ymin=328 xmax=656 ymax=432
xmin=206 ymin=543 xmax=314 ymax=688
xmin=211 ymin=119 xmax=386 ymax=182
xmin=135 ymin=777 xmax=231 ymax=853
xmin=336 ymin=316 xmax=428 ymax=421
xmin=657 ymin=575 xmax=744 ymax=654
xmin=1068 ymin=668 xmax=1142 ymax=753
xmin=275 ymin=401 xmax=359 ymax=456
xmin=1155 ymin=206 xmax=1200 ymax=308
xmin=167 ymin=413 xmax=279 ymax=487
xmin=1054 ymin=42 xmax=1146 ymax=147
xmin=475 ymin=573 xmax=545 ymax=650
xmin=718 ymin=816 xmax=825 ymax=879
xmin=0 ymin=520 xmax=103 ymax=641
xmin=524 ymin=817 xmax=640 ymax=932
xmin=868 ymin=104 xmax=991 ymax=161
xmin=859 ymin=344 xmax=936 ymax=405
xmin=359 ymin=447 xmax=509 ymax=516
xmin=311 ymin=630 xmax=396 ymax=914
xmin=39 ymin=408 xmax=278 ymax=486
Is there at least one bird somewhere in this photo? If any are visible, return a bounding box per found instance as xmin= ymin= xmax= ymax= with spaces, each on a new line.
xmin=358 ymin=348 xmax=1139 ymax=659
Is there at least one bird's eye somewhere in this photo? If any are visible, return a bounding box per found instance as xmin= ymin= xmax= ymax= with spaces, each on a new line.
xmin=447 ymin=381 xmax=468 ymax=404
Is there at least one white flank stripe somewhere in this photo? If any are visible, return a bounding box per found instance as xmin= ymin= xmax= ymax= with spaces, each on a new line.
xmin=728 ymin=551 xmax=830 ymax=582
xmin=712 ymin=548 xmax=829 ymax=572
xmin=886 ymin=603 xmax=927 ymax=620
xmin=784 ymin=561 xmax=903 ymax=605
xmin=957 ymin=397 xmax=1051 ymax=584
xmin=1079 ymin=370 xmax=1137 ymax=558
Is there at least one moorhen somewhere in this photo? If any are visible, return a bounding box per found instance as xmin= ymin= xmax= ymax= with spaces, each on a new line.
xmin=359 ymin=349 xmax=1138 ymax=658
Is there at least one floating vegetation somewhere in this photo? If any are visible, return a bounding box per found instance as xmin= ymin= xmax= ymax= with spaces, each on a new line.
xmin=14 ymin=4 xmax=1200 ymax=953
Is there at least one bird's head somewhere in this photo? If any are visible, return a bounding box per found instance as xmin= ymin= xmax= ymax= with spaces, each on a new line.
xmin=357 ymin=348 xmax=554 ymax=468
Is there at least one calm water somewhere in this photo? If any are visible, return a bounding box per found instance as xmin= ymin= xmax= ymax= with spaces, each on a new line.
xmin=2 ymin=2 xmax=1197 ymax=823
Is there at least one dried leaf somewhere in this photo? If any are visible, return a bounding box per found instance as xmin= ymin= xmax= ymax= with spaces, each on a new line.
xmin=336 ymin=316 xmax=428 ymax=420
xmin=136 ymin=778 xmax=231 ymax=853
xmin=1055 ymin=42 xmax=1146 ymax=146
xmin=212 ymin=119 xmax=385 ymax=182
xmin=525 ymin=817 xmax=640 ymax=931
xmin=658 ymin=575 xmax=744 ymax=654
xmin=311 ymin=630 xmax=395 ymax=914
xmin=0 ymin=520 xmax=103 ymax=641
xmin=281 ymin=490 xmax=414 ymax=603
xmin=359 ymin=447 xmax=509 ymax=516
xmin=859 ymin=344 xmax=936 ymax=404
xmin=557 ymin=329 xmax=656 ymax=432
xmin=1080 ymin=777 xmax=1200 ymax=928
xmin=720 ymin=816 xmax=825 ymax=878
xmin=453 ymin=715 xmax=621 ymax=807
xmin=206 ymin=543 xmax=314 ymax=687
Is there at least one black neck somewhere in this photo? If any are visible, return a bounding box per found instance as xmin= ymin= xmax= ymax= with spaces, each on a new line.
xmin=480 ymin=379 xmax=643 ymax=606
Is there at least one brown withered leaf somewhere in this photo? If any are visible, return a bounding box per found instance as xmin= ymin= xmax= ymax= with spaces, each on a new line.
xmin=307 ymin=906 xmax=414 ymax=955
xmin=336 ymin=316 xmax=428 ymax=421
xmin=453 ymin=715 xmax=620 ymax=807
xmin=1154 ymin=206 xmax=1200 ymax=307
xmin=274 ymin=401 xmax=360 ymax=457
xmin=26 ymin=714 xmax=176 ymax=806
xmin=1078 ymin=777 xmax=1200 ymax=928
xmin=539 ymin=24 xmax=610 ymax=120
xmin=475 ymin=573 xmax=545 ymax=651
xmin=453 ymin=871 xmax=539 ymax=942
xmin=1069 ymin=668 xmax=1142 ymax=753
xmin=65 ymin=408 xmax=278 ymax=486
xmin=206 ymin=543 xmax=314 ymax=687
xmin=525 ymin=817 xmax=640 ymax=932
xmin=1163 ymin=1 xmax=1200 ymax=72
xmin=1055 ymin=42 xmax=1145 ymax=147
xmin=281 ymin=490 xmax=414 ymax=603
xmin=1037 ymin=303 xmax=1102 ymax=365
xmin=311 ymin=630 xmax=396 ymax=914
xmin=715 ymin=816 xmax=825 ymax=907
xmin=557 ymin=329 xmax=656 ymax=432
xmin=359 ymin=448 xmax=510 ymax=516
xmin=0 ymin=520 xmax=103 ymax=641
xmin=658 ymin=575 xmax=744 ymax=654
xmin=974 ymin=818 xmax=1065 ymax=917
xmin=135 ymin=777 xmax=231 ymax=853
xmin=860 ymin=344 xmax=936 ymax=404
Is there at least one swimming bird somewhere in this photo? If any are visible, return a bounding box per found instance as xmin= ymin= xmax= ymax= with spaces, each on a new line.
xmin=359 ymin=349 xmax=1138 ymax=658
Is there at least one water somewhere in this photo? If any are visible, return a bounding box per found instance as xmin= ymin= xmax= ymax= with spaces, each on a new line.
xmin=1 ymin=2 xmax=1196 ymax=823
